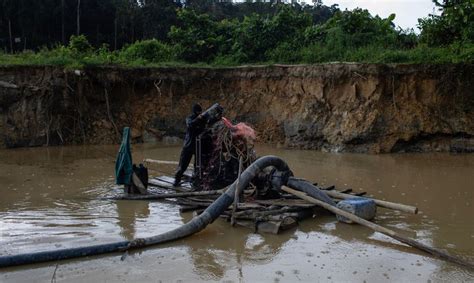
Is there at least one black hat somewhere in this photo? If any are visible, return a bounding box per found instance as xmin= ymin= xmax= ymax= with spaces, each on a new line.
xmin=192 ymin=103 xmax=202 ymax=114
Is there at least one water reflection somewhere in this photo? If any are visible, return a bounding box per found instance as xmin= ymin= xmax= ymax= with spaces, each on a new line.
xmin=0 ymin=144 xmax=473 ymax=282
xmin=179 ymin=212 xmax=297 ymax=280
xmin=116 ymin=200 xmax=150 ymax=240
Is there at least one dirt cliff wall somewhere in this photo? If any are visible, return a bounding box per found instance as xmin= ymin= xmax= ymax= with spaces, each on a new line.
xmin=0 ymin=64 xmax=473 ymax=153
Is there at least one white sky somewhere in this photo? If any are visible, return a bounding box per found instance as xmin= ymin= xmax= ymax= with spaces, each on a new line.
xmin=322 ymin=0 xmax=439 ymax=31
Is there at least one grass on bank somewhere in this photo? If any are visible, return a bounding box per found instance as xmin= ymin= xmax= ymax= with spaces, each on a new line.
xmin=0 ymin=37 xmax=473 ymax=69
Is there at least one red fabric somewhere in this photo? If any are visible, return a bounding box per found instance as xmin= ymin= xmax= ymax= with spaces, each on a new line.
xmin=222 ymin=117 xmax=256 ymax=143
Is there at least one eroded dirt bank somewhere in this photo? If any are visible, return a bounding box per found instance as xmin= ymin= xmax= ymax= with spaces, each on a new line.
xmin=0 ymin=64 xmax=473 ymax=153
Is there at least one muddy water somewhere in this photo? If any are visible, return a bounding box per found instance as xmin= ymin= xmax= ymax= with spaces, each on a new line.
xmin=0 ymin=144 xmax=473 ymax=282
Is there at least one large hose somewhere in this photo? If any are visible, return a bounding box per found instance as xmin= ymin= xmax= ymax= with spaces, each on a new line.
xmin=0 ymin=155 xmax=289 ymax=268
xmin=287 ymin=177 xmax=336 ymax=206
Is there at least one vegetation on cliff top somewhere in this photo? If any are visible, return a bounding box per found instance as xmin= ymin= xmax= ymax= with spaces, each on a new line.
xmin=0 ymin=0 xmax=473 ymax=68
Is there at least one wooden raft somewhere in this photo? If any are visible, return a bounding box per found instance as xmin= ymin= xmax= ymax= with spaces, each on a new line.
xmin=121 ymin=174 xmax=417 ymax=235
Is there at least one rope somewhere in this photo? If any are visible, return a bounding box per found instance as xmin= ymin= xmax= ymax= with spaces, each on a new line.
xmin=200 ymin=121 xmax=256 ymax=190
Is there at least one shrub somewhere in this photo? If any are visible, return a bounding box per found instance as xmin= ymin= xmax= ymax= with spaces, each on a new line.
xmin=266 ymin=42 xmax=303 ymax=63
xmin=212 ymin=54 xmax=241 ymax=66
xmin=120 ymin=40 xmax=174 ymax=63
xmin=68 ymin=35 xmax=92 ymax=55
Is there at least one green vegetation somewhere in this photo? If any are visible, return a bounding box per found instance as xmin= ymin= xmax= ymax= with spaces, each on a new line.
xmin=0 ymin=0 xmax=472 ymax=68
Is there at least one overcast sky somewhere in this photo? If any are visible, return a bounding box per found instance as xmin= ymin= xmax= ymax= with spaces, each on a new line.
xmin=322 ymin=0 xmax=439 ymax=31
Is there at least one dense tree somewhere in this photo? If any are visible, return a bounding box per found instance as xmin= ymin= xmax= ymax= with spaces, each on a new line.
xmin=419 ymin=0 xmax=473 ymax=46
xmin=169 ymin=9 xmax=228 ymax=62
xmin=0 ymin=0 xmax=178 ymax=52
xmin=232 ymin=6 xmax=312 ymax=62
xmin=138 ymin=0 xmax=181 ymax=41
xmin=0 ymin=0 xmax=337 ymax=52
xmin=305 ymin=8 xmax=399 ymax=48
xmin=0 ymin=0 xmax=472 ymax=64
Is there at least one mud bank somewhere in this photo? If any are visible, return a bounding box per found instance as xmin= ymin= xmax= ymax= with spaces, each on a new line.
xmin=0 ymin=64 xmax=473 ymax=153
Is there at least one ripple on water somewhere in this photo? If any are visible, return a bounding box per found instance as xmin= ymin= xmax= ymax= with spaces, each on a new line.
xmin=1 ymin=145 xmax=474 ymax=282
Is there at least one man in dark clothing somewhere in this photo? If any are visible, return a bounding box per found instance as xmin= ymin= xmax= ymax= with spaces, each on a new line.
xmin=174 ymin=103 xmax=206 ymax=186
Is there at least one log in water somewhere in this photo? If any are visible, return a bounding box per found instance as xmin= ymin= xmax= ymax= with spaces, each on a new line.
xmin=0 ymin=144 xmax=473 ymax=281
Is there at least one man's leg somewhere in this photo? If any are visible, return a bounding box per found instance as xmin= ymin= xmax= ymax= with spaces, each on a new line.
xmin=174 ymin=147 xmax=194 ymax=186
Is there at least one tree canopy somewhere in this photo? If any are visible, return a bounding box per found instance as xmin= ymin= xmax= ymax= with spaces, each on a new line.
xmin=0 ymin=0 xmax=337 ymax=52
xmin=0 ymin=0 xmax=472 ymax=65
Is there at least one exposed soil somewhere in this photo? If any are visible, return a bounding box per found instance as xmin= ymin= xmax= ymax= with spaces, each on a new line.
xmin=0 ymin=64 xmax=473 ymax=153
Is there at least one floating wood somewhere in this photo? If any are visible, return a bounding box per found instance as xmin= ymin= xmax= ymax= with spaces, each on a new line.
xmin=234 ymin=208 xmax=314 ymax=222
xmin=185 ymin=196 xmax=220 ymax=203
xmin=108 ymin=190 xmax=223 ymax=200
xmin=231 ymin=203 xmax=265 ymax=210
xmin=282 ymin=186 xmax=474 ymax=270
xmin=321 ymin=189 xmax=418 ymax=214
xmin=233 ymin=212 xmax=300 ymax=222
xmin=234 ymin=207 xmax=301 ymax=217
xmin=340 ymin=188 xmax=352 ymax=194
xmin=157 ymin=176 xmax=193 ymax=188
xmin=253 ymin=199 xmax=316 ymax=208
xmin=176 ymin=198 xmax=213 ymax=207
xmin=144 ymin=159 xmax=179 ymax=165
xmin=148 ymin=177 xmax=192 ymax=192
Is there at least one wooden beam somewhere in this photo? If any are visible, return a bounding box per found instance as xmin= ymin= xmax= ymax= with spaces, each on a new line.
xmin=108 ymin=190 xmax=223 ymax=200
xmin=323 ymin=189 xmax=418 ymax=214
xmin=282 ymin=186 xmax=474 ymax=270
xmin=144 ymin=159 xmax=179 ymax=166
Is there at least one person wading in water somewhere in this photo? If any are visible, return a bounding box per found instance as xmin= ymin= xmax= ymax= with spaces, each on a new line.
xmin=174 ymin=103 xmax=206 ymax=186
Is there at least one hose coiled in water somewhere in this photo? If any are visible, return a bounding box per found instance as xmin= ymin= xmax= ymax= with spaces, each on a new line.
xmin=0 ymin=155 xmax=290 ymax=268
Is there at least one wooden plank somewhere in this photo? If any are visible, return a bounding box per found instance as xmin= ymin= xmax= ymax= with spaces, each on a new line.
xmin=253 ymin=199 xmax=316 ymax=208
xmin=108 ymin=190 xmax=223 ymax=200
xmin=148 ymin=178 xmax=184 ymax=190
xmin=148 ymin=177 xmax=192 ymax=192
xmin=308 ymin=182 xmax=416 ymax=214
xmin=144 ymin=159 xmax=179 ymax=165
xmin=231 ymin=203 xmax=265 ymax=209
xmin=323 ymin=189 xmax=418 ymax=214
xmin=340 ymin=188 xmax=353 ymax=194
xmin=282 ymin=186 xmax=474 ymax=270
xmin=158 ymin=176 xmax=193 ymax=189
xmin=183 ymin=169 xmax=194 ymax=178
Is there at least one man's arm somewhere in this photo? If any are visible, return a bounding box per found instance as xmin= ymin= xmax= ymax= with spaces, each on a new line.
xmin=186 ymin=114 xmax=204 ymax=129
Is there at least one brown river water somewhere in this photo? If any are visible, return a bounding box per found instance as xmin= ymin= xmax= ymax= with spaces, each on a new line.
xmin=0 ymin=143 xmax=473 ymax=282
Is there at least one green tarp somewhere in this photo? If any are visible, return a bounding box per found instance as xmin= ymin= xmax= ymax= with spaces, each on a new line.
xmin=115 ymin=127 xmax=133 ymax=185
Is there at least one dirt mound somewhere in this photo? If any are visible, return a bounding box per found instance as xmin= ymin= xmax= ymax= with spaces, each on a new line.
xmin=0 ymin=64 xmax=473 ymax=153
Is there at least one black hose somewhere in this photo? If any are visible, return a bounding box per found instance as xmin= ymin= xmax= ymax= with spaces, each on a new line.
xmin=0 ymin=241 xmax=130 ymax=268
xmin=0 ymin=155 xmax=289 ymax=268
xmin=287 ymin=177 xmax=337 ymax=206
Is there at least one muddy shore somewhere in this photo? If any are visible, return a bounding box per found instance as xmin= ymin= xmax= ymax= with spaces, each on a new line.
xmin=0 ymin=64 xmax=473 ymax=153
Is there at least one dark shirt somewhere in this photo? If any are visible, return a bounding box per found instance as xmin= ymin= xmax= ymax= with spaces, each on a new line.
xmin=183 ymin=113 xmax=206 ymax=149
